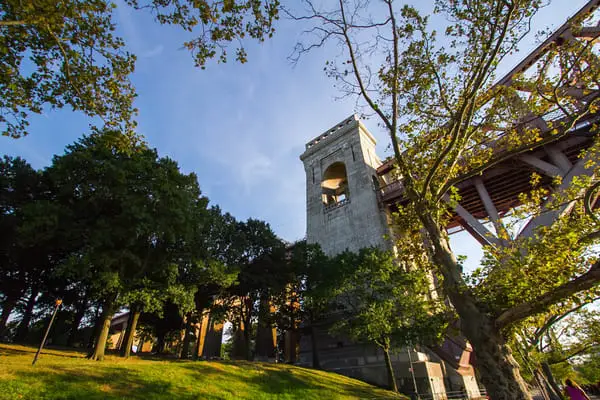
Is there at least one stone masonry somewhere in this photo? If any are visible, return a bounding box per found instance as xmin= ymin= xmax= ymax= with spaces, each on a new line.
xmin=300 ymin=115 xmax=390 ymax=256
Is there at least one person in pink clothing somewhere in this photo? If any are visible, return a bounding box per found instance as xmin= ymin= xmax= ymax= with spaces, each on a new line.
xmin=564 ymin=379 xmax=591 ymax=400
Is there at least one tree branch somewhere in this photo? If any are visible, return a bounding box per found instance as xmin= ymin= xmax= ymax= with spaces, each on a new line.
xmin=549 ymin=344 xmax=598 ymax=365
xmin=0 ymin=20 xmax=33 ymax=26
xmin=338 ymin=0 xmax=393 ymax=135
xmin=496 ymin=259 xmax=600 ymax=328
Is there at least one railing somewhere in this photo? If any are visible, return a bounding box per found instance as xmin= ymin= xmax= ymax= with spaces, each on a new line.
xmin=376 ymin=101 xmax=599 ymax=205
xmin=324 ymin=198 xmax=350 ymax=212
xmin=379 ymin=180 xmax=404 ymax=201
xmin=305 ymin=115 xmax=356 ymax=149
xmin=416 ymin=389 xmax=487 ymax=400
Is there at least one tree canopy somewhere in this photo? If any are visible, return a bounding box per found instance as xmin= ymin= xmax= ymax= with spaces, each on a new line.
xmin=1 ymin=0 xmax=280 ymax=138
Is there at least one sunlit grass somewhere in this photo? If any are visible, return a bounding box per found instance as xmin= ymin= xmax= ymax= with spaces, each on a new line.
xmin=0 ymin=344 xmax=404 ymax=399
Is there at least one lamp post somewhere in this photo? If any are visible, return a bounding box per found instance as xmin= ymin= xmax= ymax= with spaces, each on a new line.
xmin=32 ymin=299 xmax=62 ymax=366
xmin=407 ymin=345 xmax=420 ymax=399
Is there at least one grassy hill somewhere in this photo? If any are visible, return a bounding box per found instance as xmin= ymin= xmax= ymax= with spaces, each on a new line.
xmin=0 ymin=344 xmax=404 ymax=400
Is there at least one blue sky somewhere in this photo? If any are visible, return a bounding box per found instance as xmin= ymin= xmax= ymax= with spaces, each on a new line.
xmin=1 ymin=0 xmax=590 ymax=271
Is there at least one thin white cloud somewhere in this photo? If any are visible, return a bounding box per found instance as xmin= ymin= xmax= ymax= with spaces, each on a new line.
xmin=141 ymin=45 xmax=164 ymax=58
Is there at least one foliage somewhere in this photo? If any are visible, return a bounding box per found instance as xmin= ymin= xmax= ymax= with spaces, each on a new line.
xmin=0 ymin=130 xmax=291 ymax=361
xmin=577 ymin=353 xmax=600 ymax=384
xmin=0 ymin=0 xmax=136 ymax=138
xmin=30 ymin=129 xmax=213 ymax=359
xmin=278 ymin=241 xmax=332 ymax=330
xmin=0 ymin=156 xmax=66 ymax=338
xmin=1 ymin=0 xmax=280 ymax=138
xmin=48 ymin=130 xmax=204 ymax=304
xmin=223 ymin=218 xmax=286 ymax=360
xmin=330 ymin=248 xmax=450 ymax=351
xmin=126 ymin=0 xmax=280 ymax=67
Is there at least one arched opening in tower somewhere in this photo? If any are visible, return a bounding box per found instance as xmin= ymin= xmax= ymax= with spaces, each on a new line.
xmin=321 ymin=162 xmax=349 ymax=207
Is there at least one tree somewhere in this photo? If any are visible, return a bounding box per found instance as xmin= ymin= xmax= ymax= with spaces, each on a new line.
xmin=116 ymin=156 xmax=208 ymax=358
xmin=48 ymin=130 xmax=207 ymax=360
xmin=1 ymin=0 xmax=279 ymax=138
xmin=513 ymin=298 xmax=600 ymax=399
xmin=327 ymin=248 xmax=450 ymax=393
xmin=275 ymin=241 xmax=326 ymax=366
xmin=289 ymin=1 xmax=600 ymax=398
xmin=183 ymin=206 xmax=241 ymax=359
xmin=224 ymin=218 xmax=286 ymax=360
xmin=0 ymin=156 xmax=60 ymax=339
xmin=0 ymin=156 xmax=36 ymax=335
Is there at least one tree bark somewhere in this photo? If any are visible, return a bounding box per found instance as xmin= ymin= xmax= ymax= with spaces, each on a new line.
xmin=88 ymin=295 xmax=117 ymax=361
xmin=242 ymin=325 xmax=252 ymax=361
xmin=179 ymin=313 xmax=193 ymax=359
xmin=286 ymin=329 xmax=298 ymax=363
xmin=155 ymin=331 xmax=166 ymax=354
xmin=242 ymin=299 xmax=253 ymax=361
xmin=382 ymin=344 xmax=398 ymax=393
xmin=87 ymin=305 xmax=102 ymax=349
xmin=534 ymin=367 xmax=561 ymax=400
xmin=418 ymin=210 xmax=532 ymax=400
xmin=120 ymin=308 xmax=140 ymax=358
xmin=466 ymin=323 xmax=532 ymax=400
xmin=118 ymin=311 xmax=133 ymax=352
xmin=14 ymin=286 xmax=38 ymax=342
xmin=310 ymin=325 xmax=320 ymax=369
xmin=541 ymin=361 xmax=563 ymax=400
xmin=0 ymin=294 xmax=19 ymax=337
xmin=193 ymin=324 xmax=203 ymax=360
xmin=67 ymin=300 xmax=88 ymax=347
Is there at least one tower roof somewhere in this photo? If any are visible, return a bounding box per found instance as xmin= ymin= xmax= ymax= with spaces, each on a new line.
xmin=300 ymin=114 xmax=377 ymax=161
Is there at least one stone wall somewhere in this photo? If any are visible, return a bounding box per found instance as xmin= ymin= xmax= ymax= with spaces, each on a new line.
xmin=300 ymin=115 xmax=390 ymax=256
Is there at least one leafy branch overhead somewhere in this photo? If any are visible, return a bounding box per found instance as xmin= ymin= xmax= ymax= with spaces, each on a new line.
xmin=0 ymin=0 xmax=280 ymax=138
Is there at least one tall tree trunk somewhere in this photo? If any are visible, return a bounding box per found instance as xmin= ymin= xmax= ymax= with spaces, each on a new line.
xmin=120 ymin=307 xmax=140 ymax=358
xmin=193 ymin=324 xmax=203 ymax=360
xmin=419 ymin=212 xmax=532 ymax=400
xmin=118 ymin=311 xmax=133 ymax=352
xmin=0 ymin=294 xmax=19 ymax=337
xmin=286 ymin=329 xmax=298 ymax=363
xmin=14 ymin=286 xmax=38 ymax=342
xmin=243 ymin=325 xmax=252 ymax=361
xmin=67 ymin=300 xmax=88 ymax=347
xmin=242 ymin=300 xmax=253 ymax=361
xmin=88 ymin=295 xmax=117 ymax=361
xmin=155 ymin=331 xmax=166 ymax=354
xmin=465 ymin=322 xmax=531 ymax=400
xmin=87 ymin=305 xmax=102 ymax=348
xmin=382 ymin=342 xmax=398 ymax=393
xmin=310 ymin=325 xmax=320 ymax=369
xmin=534 ymin=367 xmax=560 ymax=400
xmin=180 ymin=313 xmax=193 ymax=359
xmin=541 ymin=362 xmax=563 ymax=400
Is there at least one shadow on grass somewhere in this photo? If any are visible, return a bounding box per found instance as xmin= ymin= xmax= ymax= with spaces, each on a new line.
xmin=4 ymin=358 xmax=245 ymax=399
xmin=1 ymin=344 xmax=401 ymax=400
xmin=11 ymin=367 xmax=177 ymax=400
xmin=179 ymin=361 xmax=401 ymax=400
xmin=0 ymin=344 xmax=87 ymax=359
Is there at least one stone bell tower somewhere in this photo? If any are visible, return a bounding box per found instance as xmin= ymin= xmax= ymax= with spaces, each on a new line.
xmin=298 ymin=116 xmax=472 ymax=399
xmin=300 ymin=115 xmax=389 ymax=255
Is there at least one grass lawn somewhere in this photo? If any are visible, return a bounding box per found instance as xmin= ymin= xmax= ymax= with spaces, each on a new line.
xmin=0 ymin=344 xmax=404 ymax=399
